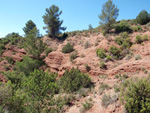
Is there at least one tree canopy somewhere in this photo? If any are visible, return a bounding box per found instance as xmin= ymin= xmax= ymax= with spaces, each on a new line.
xmin=99 ymin=0 xmax=119 ymax=34
xmin=43 ymin=5 xmax=66 ymax=38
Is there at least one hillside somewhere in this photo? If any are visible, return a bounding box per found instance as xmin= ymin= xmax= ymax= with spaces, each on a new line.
xmin=0 ymin=23 xmax=150 ymax=112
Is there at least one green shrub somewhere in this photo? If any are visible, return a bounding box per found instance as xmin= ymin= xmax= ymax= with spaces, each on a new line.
xmin=62 ymin=43 xmax=74 ymax=53
xmin=15 ymin=56 xmax=43 ymax=76
xmin=135 ymin=55 xmax=141 ymax=60
xmin=45 ymin=47 xmax=53 ymax=56
xmin=142 ymin=35 xmax=149 ymax=41
xmin=109 ymin=46 xmax=121 ymax=59
xmin=136 ymin=10 xmax=150 ymax=25
xmin=5 ymin=56 xmax=14 ymax=64
xmin=106 ymin=55 xmax=112 ymax=61
xmin=100 ymin=61 xmax=107 ymax=69
xmin=96 ymin=48 xmax=106 ymax=59
xmin=120 ymin=32 xmax=129 ymax=38
xmin=24 ymin=69 xmax=58 ymax=100
xmin=70 ymin=51 xmax=78 ymax=62
xmin=0 ymin=44 xmax=5 ymax=55
xmin=114 ymin=37 xmax=124 ymax=45
xmin=59 ymin=68 xmax=92 ymax=93
xmin=135 ymin=35 xmax=143 ymax=44
xmin=81 ymin=101 xmax=93 ymax=112
xmin=114 ymin=20 xmax=132 ymax=33
xmin=85 ymin=64 xmax=91 ymax=72
xmin=120 ymin=77 xmax=150 ymax=113
xmin=99 ymin=82 xmax=110 ymax=91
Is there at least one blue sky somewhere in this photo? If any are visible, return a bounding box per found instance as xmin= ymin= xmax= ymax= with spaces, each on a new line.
xmin=0 ymin=0 xmax=150 ymax=37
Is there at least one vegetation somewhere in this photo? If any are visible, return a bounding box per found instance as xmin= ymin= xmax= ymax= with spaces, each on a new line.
xmin=15 ymin=56 xmax=43 ymax=76
xmin=70 ymin=50 xmax=78 ymax=62
xmin=96 ymin=48 xmax=106 ymax=59
xmin=136 ymin=10 xmax=150 ymax=25
xmin=59 ymin=68 xmax=92 ymax=93
xmin=24 ymin=28 xmax=46 ymax=59
xmin=120 ymin=77 xmax=150 ymax=113
xmin=99 ymin=0 xmax=119 ymax=35
xmin=62 ymin=43 xmax=74 ymax=53
xmin=45 ymin=47 xmax=53 ymax=56
xmin=43 ymin=5 xmax=66 ymax=38
xmin=23 ymin=20 xmax=39 ymax=37
xmin=109 ymin=46 xmax=121 ymax=59
xmin=135 ymin=35 xmax=149 ymax=44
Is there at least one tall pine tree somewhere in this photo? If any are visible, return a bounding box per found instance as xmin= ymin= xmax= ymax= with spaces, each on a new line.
xmin=99 ymin=0 xmax=119 ymax=35
xmin=43 ymin=5 xmax=66 ymax=38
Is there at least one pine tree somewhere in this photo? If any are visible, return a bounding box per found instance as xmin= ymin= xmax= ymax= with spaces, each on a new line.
xmin=23 ymin=20 xmax=37 ymax=36
xmin=43 ymin=5 xmax=66 ymax=38
xmin=99 ymin=0 xmax=119 ymax=35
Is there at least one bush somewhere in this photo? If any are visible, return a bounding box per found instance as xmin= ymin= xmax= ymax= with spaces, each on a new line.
xmin=135 ymin=35 xmax=143 ymax=44
xmin=0 ymin=44 xmax=5 ymax=55
xmin=109 ymin=46 xmax=121 ymax=59
xmin=70 ymin=51 xmax=78 ymax=62
xmin=96 ymin=48 xmax=106 ymax=59
xmin=80 ymin=101 xmax=93 ymax=112
xmin=5 ymin=56 xmax=14 ymax=64
xmin=85 ymin=64 xmax=91 ymax=72
xmin=15 ymin=56 xmax=43 ymax=76
xmin=62 ymin=43 xmax=74 ymax=53
xmin=59 ymin=68 xmax=92 ymax=93
xmin=84 ymin=41 xmax=90 ymax=49
xmin=120 ymin=77 xmax=150 ymax=113
xmin=114 ymin=20 xmax=132 ymax=33
xmin=136 ymin=10 xmax=150 ymax=25
xmin=100 ymin=61 xmax=107 ymax=69
xmin=135 ymin=55 xmax=141 ymax=60
xmin=45 ymin=47 xmax=53 ymax=56
xmin=106 ymin=55 xmax=112 ymax=61
xmin=24 ymin=69 xmax=58 ymax=100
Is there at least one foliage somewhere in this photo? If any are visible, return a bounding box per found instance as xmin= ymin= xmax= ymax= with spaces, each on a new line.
xmin=59 ymin=68 xmax=92 ymax=93
xmin=15 ymin=56 xmax=43 ymax=76
xmin=99 ymin=0 xmax=119 ymax=34
xmin=135 ymin=35 xmax=143 ymax=44
xmin=109 ymin=46 xmax=121 ymax=59
xmin=24 ymin=28 xmax=46 ymax=59
xmin=136 ymin=10 xmax=150 ymax=25
xmin=84 ymin=64 xmax=91 ymax=72
xmin=106 ymin=55 xmax=112 ymax=61
xmin=70 ymin=50 xmax=78 ymax=62
xmin=0 ymin=44 xmax=5 ymax=55
xmin=84 ymin=41 xmax=90 ymax=49
xmin=96 ymin=48 xmax=106 ymax=59
xmin=23 ymin=69 xmax=58 ymax=100
xmin=135 ymin=55 xmax=141 ymax=60
xmin=120 ymin=77 xmax=150 ymax=113
xmin=23 ymin=20 xmax=39 ymax=37
xmin=114 ymin=20 xmax=132 ymax=33
xmin=100 ymin=60 xmax=107 ymax=69
xmin=62 ymin=43 xmax=74 ymax=53
xmin=5 ymin=56 xmax=14 ymax=64
xmin=101 ymin=93 xmax=118 ymax=108
xmin=81 ymin=101 xmax=93 ymax=112
xmin=45 ymin=47 xmax=53 ymax=56
xmin=99 ymin=82 xmax=110 ymax=91
xmin=43 ymin=5 xmax=66 ymax=38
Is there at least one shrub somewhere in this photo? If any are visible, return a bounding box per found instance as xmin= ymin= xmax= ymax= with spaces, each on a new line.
xmin=99 ymin=82 xmax=110 ymax=91
xmin=100 ymin=61 xmax=107 ymax=69
xmin=135 ymin=55 xmax=141 ymax=60
xmin=106 ymin=55 xmax=112 ymax=61
xmin=109 ymin=46 xmax=121 ymax=59
xmin=0 ymin=44 xmax=5 ymax=55
xmin=45 ymin=47 xmax=53 ymax=56
xmin=114 ymin=20 xmax=132 ymax=33
xmin=24 ymin=69 xmax=58 ymax=100
xmin=85 ymin=64 xmax=91 ymax=72
xmin=120 ymin=32 xmax=129 ymax=38
xmin=120 ymin=77 xmax=150 ymax=113
xmin=84 ymin=41 xmax=90 ymax=49
xmin=15 ymin=56 xmax=43 ymax=76
xmin=70 ymin=51 xmax=78 ymax=62
xmin=5 ymin=56 xmax=14 ymax=64
xmin=96 ymin=48 xmax=106 ymax=59
xmin=80 ymin=101 xmax=93 ymax=112
xmin=136 ymin=10 xmax=150 ymax=25
xmin=62 ymin=43 xmax=74 ymax=53
xmin=142 ymin=35 xmax=149 ymax=41
xmin=59 ymin=68 xmax=92 ymax=93
xmin=135 ymin=35 xmax=143 ymax=44
xmin=101 ymin=93 xmax=118 ymax=108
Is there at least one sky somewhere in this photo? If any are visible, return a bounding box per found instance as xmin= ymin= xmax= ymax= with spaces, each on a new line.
xmin=0 ymin=0 xmax=150 ymax=38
